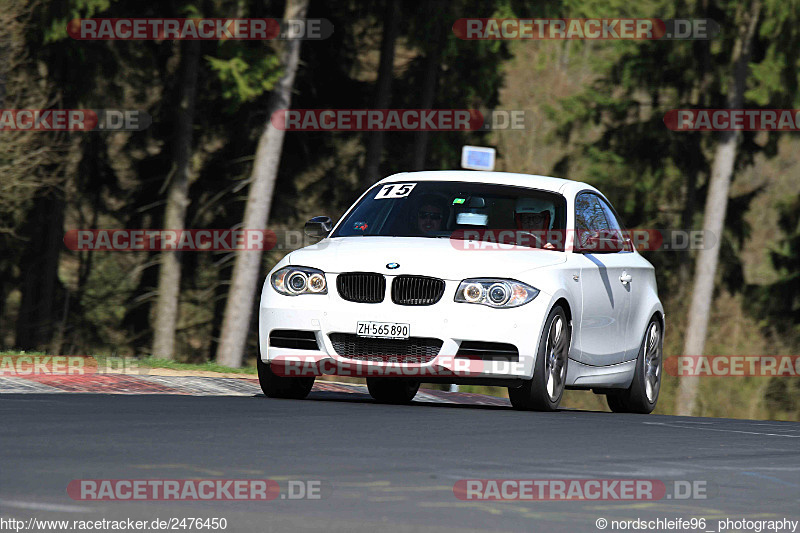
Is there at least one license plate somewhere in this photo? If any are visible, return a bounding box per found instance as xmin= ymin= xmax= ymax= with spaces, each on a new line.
xmin=357 ymin=321 xmax=410 ymax=339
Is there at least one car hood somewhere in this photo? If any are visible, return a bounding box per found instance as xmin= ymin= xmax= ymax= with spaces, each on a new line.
xmin=287 ymin=236 xmax=566 ymax=280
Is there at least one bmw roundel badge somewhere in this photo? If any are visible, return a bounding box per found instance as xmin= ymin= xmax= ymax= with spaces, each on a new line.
xmin=386 ymin=262 xmax=400 ymax=269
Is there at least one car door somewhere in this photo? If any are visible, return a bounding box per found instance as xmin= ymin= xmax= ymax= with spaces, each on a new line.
xmin=573 ymin=192 xmax=632 ymax=366
xmin=595 ymin=199 xmax=657 ymax=361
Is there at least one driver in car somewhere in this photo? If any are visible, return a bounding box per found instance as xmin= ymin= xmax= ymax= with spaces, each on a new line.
xmin=515 ymin=197 xmax=557 ymax=250
xmin=414 ymin=195 xmax=447 ymax=234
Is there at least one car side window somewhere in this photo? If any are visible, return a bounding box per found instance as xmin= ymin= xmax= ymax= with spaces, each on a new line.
xmin=575 ymin=193 xmax=610 ymax=249
xmin=576 ymin=193 xmax=610 ymax=231
xmin=596 ymin=196 xmax=633 ymax=252
xmin=597 ymin=198 xmax=621 ymax=232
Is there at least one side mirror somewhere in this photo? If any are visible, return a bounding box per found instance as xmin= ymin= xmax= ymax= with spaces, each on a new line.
xmin=304 ymin=216 xmax=333 ymax=238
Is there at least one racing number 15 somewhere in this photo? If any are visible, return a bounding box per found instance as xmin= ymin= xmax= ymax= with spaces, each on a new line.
xmin=375 ymin=183 xmax=416 ymax=199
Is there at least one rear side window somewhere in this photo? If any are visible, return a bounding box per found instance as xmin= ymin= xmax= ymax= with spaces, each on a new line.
xmin=576 ymin=192 xmax=609 ymax=232
xmin=575 ymin=192 xmax=628 ymax=253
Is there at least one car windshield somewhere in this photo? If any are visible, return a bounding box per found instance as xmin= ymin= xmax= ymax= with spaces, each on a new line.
xmin=331 ymin=181 xmax=567 ymax=250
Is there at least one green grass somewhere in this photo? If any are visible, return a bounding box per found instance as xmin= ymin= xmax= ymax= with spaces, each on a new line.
xmin=130 ymin=357 xmax=257 ymax=375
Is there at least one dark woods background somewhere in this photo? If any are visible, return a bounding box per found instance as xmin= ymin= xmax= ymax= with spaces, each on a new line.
xmin=1 ymin=0 xmax=799 ymax=418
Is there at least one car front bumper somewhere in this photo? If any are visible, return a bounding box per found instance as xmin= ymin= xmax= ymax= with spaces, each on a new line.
xmin=259 ymin=275 xmax=553 ymax=381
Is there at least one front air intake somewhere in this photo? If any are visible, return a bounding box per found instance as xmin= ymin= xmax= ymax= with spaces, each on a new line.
xmin=391 ymin=275 xmax=445 ymax=306
xmin=336 ymin=272 xmax=386 ymax=303
xmin=456 ymin=341 xmax=519 ymax=361
xmin=329 ymin=333 xmax=442 ymax=363
xmin=269 ymin=330 xmax=320 ymax=350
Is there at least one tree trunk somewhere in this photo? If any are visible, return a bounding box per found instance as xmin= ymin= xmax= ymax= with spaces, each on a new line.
xmin=151 ymin=40 xmax=200 ymax=360
xmin=215 ymin=0 xmax=309 ymax=368
xmin=679 ymin=34 xmax=713 ymax=287
xmin=361 ymin=0 xmax=399 ymax=187
xmin=15 ymin=191 xmax=64 ymax=349
xmin=411 ymin=0 xmax=446 ymax=170
xmin=676 ymin=2 xmax=761 ymax=416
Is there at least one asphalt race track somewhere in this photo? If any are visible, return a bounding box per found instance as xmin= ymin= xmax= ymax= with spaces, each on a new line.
xmin=2 ymin=390 xmax=800 ymax=532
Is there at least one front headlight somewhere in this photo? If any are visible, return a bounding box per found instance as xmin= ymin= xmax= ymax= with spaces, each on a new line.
xmin=454 ymin=278 xmax=539 ymax=308
xmin=271 ymin=266 xmax=327 ymax=296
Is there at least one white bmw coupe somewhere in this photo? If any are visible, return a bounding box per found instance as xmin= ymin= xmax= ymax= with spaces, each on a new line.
xmin=258 ymin=171 xmax=664 ymax=413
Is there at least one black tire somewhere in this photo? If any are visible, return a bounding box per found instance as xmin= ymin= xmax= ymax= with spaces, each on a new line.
xmin=366 ymin=378 xmax=420 ymax=404
xmin=257 ymin=357 xmax=315 ymax=399
xmin=605 ymin=392 xmax=628 ymax=413
xmin=509 ymin=305 xmax=570 ymax=411
xmin=606 ymin=316 xmax=662 ymax=414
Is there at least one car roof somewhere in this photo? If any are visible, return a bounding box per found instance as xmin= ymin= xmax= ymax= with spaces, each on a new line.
xmin=377 ymin=170 xmax=600 ymax=197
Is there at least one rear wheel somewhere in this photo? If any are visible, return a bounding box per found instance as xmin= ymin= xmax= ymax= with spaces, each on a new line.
xmin=366 ymin=378 xmax=420 ymax=404
xmin=257 ymin=357 xmax=315 ymax=399
xmin=509 ymin=306 xmax=570 ymax=411
xmin=606 ymin=317 xmax=662 ymax=414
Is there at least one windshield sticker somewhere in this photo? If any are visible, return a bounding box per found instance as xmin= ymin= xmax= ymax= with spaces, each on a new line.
xmin=353 ymin=221 xmax=368 ymax=231
xmin=374 ymin=183 xmax=416 ymax=199
xmin=453 ymin=198 xmax=466 ymax=205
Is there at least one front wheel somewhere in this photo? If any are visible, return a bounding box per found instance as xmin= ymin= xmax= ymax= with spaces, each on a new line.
xmin=509 ymin=305 xmax=570 ymax=411
xmin=257 ymin=357 xmax=315 ymax=399
xmin=367 ymin=378 xmax=420 ymax=404
xmin=606 ymin=316 xmax=662 ymax=414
